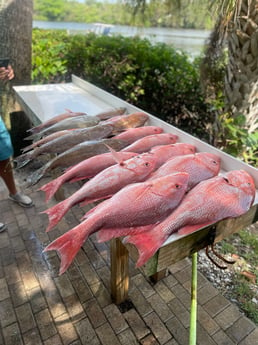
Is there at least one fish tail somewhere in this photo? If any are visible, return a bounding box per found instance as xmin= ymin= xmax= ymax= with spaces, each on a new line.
xmin=14 ymin=153 xmax=31 ymax=169
xmin=22 ymin=143 xmax=35 ymax=153
xmin=26 ymin=163 xmax=49 ymax=186
xmin=123 ymin=229 xmax=166 ymax=267
xmin=43 ymin=218 xmax=98 ymax=274
xmin=24 ymin=132 xmax=39 ymax=140
xmin=41 ymin=199 xmax=71 ymax=232
xmin=40 ymin=177 xmax=64 ymax=203
xmin=27 ymin=125 xmax=42 ymax=134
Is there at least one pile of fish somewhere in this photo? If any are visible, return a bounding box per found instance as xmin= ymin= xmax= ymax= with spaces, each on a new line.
xmin=16 ymin=107 xmax=256 ymax=275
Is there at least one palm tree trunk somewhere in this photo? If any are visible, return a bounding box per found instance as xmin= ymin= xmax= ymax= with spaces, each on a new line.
xmin=0 ymin=0 xmax=33 ymax=126
xmin=225 ymin=0 xmax=258 ymax=133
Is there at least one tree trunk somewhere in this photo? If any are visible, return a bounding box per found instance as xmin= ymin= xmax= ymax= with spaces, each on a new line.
xmin=225 ymin=0 xmax=258 ymax=133
xmin=0 ymin=0 xmax=33 ymax=127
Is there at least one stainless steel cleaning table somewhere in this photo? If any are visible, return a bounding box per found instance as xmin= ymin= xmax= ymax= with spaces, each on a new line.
xmin=14 ymin=75 xmax=258 ymax=304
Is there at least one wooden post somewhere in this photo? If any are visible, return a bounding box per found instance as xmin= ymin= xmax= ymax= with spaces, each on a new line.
xmin=110 ymin=238 xmax=129 ymax=304
xmin=150 ymin=269 xmax=167 ymax=283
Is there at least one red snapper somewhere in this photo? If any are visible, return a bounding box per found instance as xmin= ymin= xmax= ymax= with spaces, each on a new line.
xmin=124 ymin=169 xmax=256 ymax=267
xmin=44 ymin=172 xmax=190 ymax=274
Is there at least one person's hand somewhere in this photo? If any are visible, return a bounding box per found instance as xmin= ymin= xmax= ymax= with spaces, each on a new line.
xmin=0 ymin=65 xmax=14 ymax=81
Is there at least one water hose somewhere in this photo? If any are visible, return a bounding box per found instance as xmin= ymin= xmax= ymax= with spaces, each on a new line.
xmin=189 ymin=251 xmax=197 ymax=345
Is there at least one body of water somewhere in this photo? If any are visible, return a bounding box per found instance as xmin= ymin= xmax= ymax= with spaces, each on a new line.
xmin=33 ymin=21 xmax=211 ymax=57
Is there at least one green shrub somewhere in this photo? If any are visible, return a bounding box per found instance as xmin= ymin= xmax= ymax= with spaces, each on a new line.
xmin=32 ymin=29 xmax=213 ymax=140
xmin=32 ymin=29 xmax=69 ymax=83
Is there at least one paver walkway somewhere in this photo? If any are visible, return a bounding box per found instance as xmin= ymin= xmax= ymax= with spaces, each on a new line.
xmin=0 ymin=168 xmax=257 ymax=345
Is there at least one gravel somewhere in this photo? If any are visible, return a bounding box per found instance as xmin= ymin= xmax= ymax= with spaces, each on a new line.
xmin=197 ymin=223 xmax=258 ymax=316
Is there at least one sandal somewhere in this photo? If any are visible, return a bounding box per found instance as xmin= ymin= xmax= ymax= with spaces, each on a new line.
xmin=9 ymin=192 xmax=34 ymax=208
xmin=0 ymin=222 xmax=7 ymax=233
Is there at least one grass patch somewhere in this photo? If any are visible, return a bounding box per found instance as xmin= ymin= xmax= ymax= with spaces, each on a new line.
xmin=219 ymin=226 xmax=258 ymax=325
xmin=232 ymin=275 xmax=258 ymax=324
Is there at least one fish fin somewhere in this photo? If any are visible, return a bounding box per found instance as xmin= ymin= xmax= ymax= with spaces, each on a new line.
xmin=132 ymin=184 xmax=154 ymax=201
xmin=123 ymin=229 xmax=166 ymax=267
xmin=64 ymin=108 xmax=73 ymax=113
xmin=104 ymin=144 xmax=126 ymax=165
xmin=79 ymin=194 xmax=111 ymax=207
xmin=40 ymin=178 xmax=64 ymax=203
xmin=177 ymin=222 xmax=213 ymax=236
xmin=68 ymin=175 xmax=90 ymax=183
xmin=43 ymin=225 xmax=86 ymax=275
xmin=97 ymin=224 xmax=154 ymax=243
xmin=41 ymin=199 xmax=70 ymax=232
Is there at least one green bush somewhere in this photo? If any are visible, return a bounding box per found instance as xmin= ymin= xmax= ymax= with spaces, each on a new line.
xmin=32 ymin=29 xmax=213 ymax=140
xmin=32 ymin=29 xmax=69 ymax=83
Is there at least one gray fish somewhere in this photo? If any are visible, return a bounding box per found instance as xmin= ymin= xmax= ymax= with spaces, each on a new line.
xmin=28 ymin=109 xmax=87 ymax=134
xmin=28 ymin=107 xmax=127 ymax=134
xmin=95 ymin=107 xmax=127 ymax=120
xmin=25 ymin=115 xmax=100 ymax=140
xmin=22 ymin=130 xmax=73 ymax=153
xmin=15 ymin=123 xmax=114 ymax=169
xmin=26 ymin=138 xmax=128 ymax=186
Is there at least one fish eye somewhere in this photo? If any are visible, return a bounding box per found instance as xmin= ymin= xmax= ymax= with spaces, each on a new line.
xmin=145 ymin=162 xmax=150 ymax=166
xmin=213 ymin=160 xmax=217 ymax=164
xmin=175 ymin=184 xmax=181 ymax=189
xmin=223 ymin=177 xmax=229 ymax=183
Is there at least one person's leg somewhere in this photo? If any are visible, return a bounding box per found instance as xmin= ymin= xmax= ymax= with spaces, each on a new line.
xmin=0 ymin=117 xmax=33 ymax=207
xmin=0 ymin=158 xmax=33 ymax=207
xmin=0 ymin=157 xmax=17 ymax=195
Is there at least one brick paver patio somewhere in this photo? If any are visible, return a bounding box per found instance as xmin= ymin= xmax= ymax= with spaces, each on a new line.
xmin=0 ymin=170 xmax=257 ymax=345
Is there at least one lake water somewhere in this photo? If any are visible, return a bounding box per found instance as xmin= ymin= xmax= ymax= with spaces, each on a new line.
xmin=33 ymin=21 xmax=211 ymax=57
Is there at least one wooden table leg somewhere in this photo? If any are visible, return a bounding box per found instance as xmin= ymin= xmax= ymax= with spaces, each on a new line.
xmin=110 ymin=238 xmax=129 ymax=304
xmin=150 ymin=268 xmax=167 ymax=283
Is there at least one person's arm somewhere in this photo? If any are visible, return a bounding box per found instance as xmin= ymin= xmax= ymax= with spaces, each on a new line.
xmin=0 ymin=65 xmax=14 ymax=81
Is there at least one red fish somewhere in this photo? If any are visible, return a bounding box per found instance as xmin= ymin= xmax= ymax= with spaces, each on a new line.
xmin=44 ymin=172 xmax=190 ymax=274
xmin=148 ymin=152 xmax=221 ymax=190
xmin=121 ymin=133 xmax=178 ymax=153
xmin=80 ymin=143 xmax=196 ymax=222
xmin=40 ymin=143 xmax=196 ymax=203
xmin=114 ymin=126 xmax=163 ymax=143
xmin=149 ymin=143 xmax=196 ymax=167
xmin=124 ymin=170 xmax=256 ymax=267
xmin=42 ymin=152 xmax=159 ymax=232
xmin=40 ymin=151 xmax=138 ymax=202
